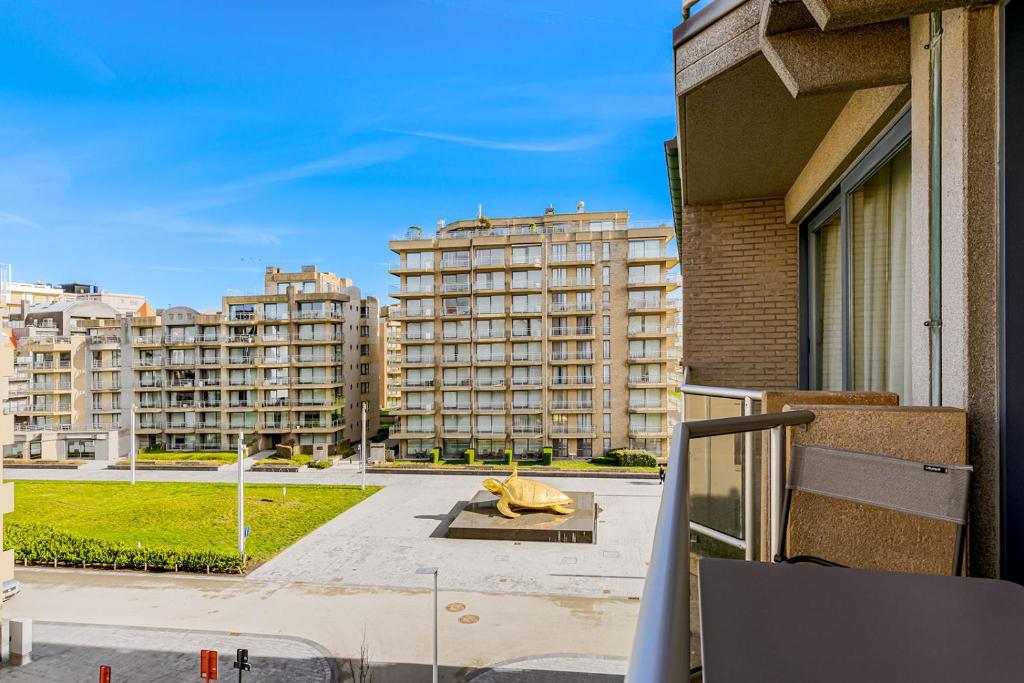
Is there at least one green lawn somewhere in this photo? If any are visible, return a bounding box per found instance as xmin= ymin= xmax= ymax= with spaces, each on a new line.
xmin=6 ymin=480 xmax=379 ymax=565
xmin=130 ymin=451 xmax=238 ymax=464
xmin=255 ymin=454 xmax=312 ymax=467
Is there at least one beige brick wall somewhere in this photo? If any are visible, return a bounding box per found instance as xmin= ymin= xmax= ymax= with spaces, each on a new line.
xmin=679 ymin=197 xmax=798 ymax=389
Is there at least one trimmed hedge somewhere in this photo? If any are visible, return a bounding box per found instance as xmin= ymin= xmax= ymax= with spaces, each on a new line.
xmin=3 ymin=522 xmax=243 ymax=574
xmin=607 ymin=449 xmax=658 ymax=468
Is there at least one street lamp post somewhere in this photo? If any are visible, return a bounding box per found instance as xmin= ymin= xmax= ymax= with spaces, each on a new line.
xmin=415 ymin=566 xmax=439 ymax=683
xmin=360 ymin=401 xmax=367 ymax=491
xmin=237 ymin=431 xmax=245 ymax=563
xmin=130 ymin=405 xmax=137 ymax=485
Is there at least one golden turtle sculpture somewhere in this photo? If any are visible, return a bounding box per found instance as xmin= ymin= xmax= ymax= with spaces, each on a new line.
xmin=482 ymin=470 xmax=575 ymax=518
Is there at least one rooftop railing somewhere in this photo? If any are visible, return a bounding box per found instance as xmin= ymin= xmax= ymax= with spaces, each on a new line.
xmin=391 ymin=219 xmax=671 ymax=241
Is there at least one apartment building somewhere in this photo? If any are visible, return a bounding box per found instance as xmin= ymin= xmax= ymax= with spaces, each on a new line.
xmin=380 ymin=305 xmax=402 ymax=410
xmin=388 ymin=208 xmax=680 ymax=460
xmin=0 ymin=276 xmax=145 ymax=323
xmin=667 ymin=0 xmax=1019 ymax=578
xmin=0 ymin=332 xmax=15 ymax=603
xmin=0 ymin=280 xmax=62 ymax=322
xmin=5 ymin=300 xmax=128 ymax=460
xmin=127 ymin=266 xmax=380 ymax=454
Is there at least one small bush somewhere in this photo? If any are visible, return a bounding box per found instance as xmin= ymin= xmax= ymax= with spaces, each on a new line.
xmin=504 ymin=449 xmax=514 ymax=466
xmin=465 ymin=448 xmax=475 ymax=465
xmin=541 ymin=447 xmax=553 ymax=466
xmin=4 ymin=522 xmax=243 ymax=574
xmin=431 ymin=448 xmax=440 ymax=464
xmin=308 ymin=459 xmax=332 ymax=469
xmin=607 ymin=449 xmax=658 ymax=468
xmin=338 ymin=446 xmax=355 ymax=457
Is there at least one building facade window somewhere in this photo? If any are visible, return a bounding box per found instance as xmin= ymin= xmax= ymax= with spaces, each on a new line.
xmin=804 ymin=111 xmax=912 ymax=400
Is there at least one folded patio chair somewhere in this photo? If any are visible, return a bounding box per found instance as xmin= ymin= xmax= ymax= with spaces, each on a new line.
xmin=774 ymin=443 xmax=972 ymax=575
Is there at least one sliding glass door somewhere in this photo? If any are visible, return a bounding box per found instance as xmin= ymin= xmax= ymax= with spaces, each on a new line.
xmin=805 ymin=111 xmax=912 ymax=401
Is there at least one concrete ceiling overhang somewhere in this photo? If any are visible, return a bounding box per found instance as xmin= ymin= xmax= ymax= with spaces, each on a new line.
xmin=799 ymin=0 xmax=994 ymax=31
xmin=679 ymin=53 xmax=851 ymax=205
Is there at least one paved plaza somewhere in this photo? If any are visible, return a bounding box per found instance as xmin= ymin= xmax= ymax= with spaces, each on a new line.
xmin=4 ymin=464 xmax=662 ymax=598
xmin=248 ymin=471 xmax=661 ymax=598
xmin=1 ymin=466 xmax=659 ymax=679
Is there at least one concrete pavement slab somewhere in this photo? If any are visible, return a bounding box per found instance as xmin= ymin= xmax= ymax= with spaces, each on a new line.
xmin=0 ymin=621 xmax=335 ymax=682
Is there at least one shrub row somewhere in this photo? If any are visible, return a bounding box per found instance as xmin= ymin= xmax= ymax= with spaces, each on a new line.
xmin=607 ymin=448 xmax=658 ymax=468
xmin=3 ymin=522 xmax=244 ymax=574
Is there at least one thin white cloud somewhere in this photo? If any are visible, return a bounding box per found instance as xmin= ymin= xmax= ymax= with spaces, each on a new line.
xmin=382 ymin=128 xmax=606 ymax=153
xmin=200 ymin=141 xmax=411 ymax=195
xmin=0 ymin=212 xmax=37 ymax=227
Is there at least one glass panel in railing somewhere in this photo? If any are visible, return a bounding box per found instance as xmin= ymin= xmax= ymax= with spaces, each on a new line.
xmin=685 ymin=394 xmax=751 ymax=559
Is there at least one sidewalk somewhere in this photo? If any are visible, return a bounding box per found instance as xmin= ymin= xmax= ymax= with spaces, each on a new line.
xmin=0 ymin=621 xmax=336 ymax=682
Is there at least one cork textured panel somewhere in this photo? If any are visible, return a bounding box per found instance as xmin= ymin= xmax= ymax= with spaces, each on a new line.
xmin=786 ymin=405 xmax=967 ymax=575
xmin=757 ymin=391 xmax=899 ymax=559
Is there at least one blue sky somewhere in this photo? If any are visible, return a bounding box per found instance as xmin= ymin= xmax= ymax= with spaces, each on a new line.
xmin=0 ymin=0 xmax=692 ymax=309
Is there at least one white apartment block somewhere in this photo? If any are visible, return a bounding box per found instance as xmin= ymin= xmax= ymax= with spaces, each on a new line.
xmin=2 ymin=266 xmax=380 ymax=459
xmin=128 ymin=265 xmax=380 ymax=454
xmin=388 ymin=208 xmax=681 ymax=459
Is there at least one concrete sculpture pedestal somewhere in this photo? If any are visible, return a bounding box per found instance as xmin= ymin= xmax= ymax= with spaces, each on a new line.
xmin=446 ymin=491 xmax=597 ymax=543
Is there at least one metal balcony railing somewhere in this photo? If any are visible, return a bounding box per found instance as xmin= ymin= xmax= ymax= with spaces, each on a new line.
xmin=550 ymin=352 xmax=595 ymax=361
xmin=625 ymin=408 xmax=815 ymax=683
xmin=627 ymin=247 xmax=674 ymax=260
xmin=388 ymin=261 xmax=435 ymax=271
xmin=550 ymin=327 xmax=593 ymax=337
xmin=440 ymin=282 xmax=470 ymax=293
xmin=550 ymin=425 xmax=595 ymax=435
xmin=511 ymin=376 xmax=542 ymax=386
xmin=550 ymin=376 xmax=594 ymax=386
xmin=474 ymin=378 xmax=506 ymax=388
xmin=550 ymin=253 xmax=595 ymax=264
xmin=511 ymin=425 xmax=543 ymax=435
xmin=549 ymin=302 xmax=595 ymax=313
xmin=474 ymin=256 xmax=505 ymax=267
xmin=550 ymin=401 xmax=594 ymax=410
xmin=439 ymin=257 xmax=471 ymax=269
xmin=627 ymin=275 xmax=682 ymax=287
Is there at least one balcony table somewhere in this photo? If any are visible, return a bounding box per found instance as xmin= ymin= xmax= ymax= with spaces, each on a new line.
xmin=698 ymin=558 xmax=1024 ymax=683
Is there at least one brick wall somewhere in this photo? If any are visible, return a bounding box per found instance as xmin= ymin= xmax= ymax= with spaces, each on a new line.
xmin=679 ymin=197 xmax=799 ymax=389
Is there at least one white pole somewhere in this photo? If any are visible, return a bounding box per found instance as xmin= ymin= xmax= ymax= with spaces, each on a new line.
xmin=360 ymin=401 xmax=367 ymax=492
xmin=237 ymin=431 xmax=245 ymax=563
xmin=432 ymin=570 xmax=439 ymax=683
xmin=130 ymin=405 xmax=136 ymax=485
